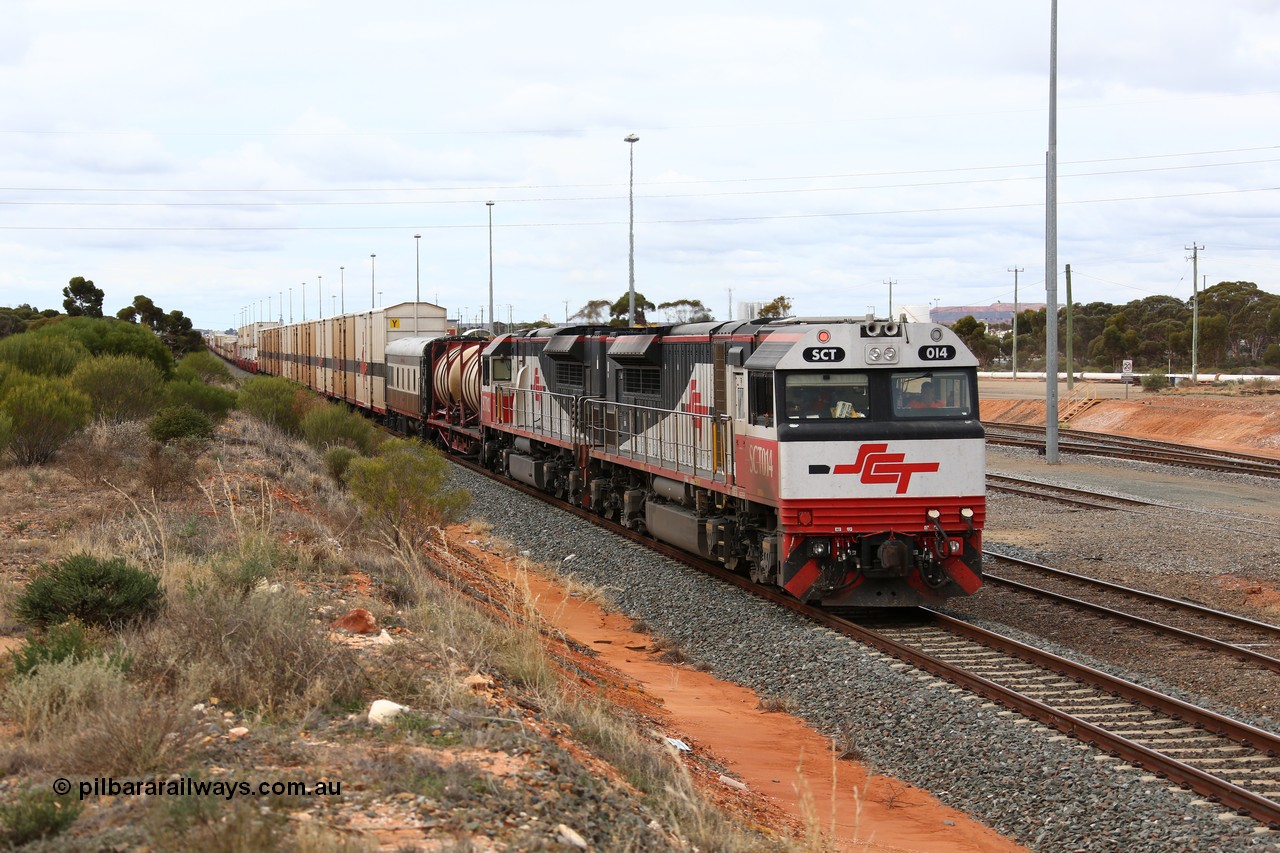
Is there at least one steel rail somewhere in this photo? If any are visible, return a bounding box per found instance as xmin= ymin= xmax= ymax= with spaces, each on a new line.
xmin=981 ymin=573 xmax=1280 ymax=673
xmin=986 ymin=552 xmax=1280 ymax=641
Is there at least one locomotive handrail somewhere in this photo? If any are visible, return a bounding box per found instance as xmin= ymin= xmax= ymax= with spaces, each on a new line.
xmin=491 ymin=384 xmax=578 ymax=444
xmin=580 ymin=398 xmax=733 ymax=484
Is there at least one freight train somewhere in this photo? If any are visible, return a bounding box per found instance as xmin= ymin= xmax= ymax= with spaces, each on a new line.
xmin=222 ymin=307 xmax=985 ymax=607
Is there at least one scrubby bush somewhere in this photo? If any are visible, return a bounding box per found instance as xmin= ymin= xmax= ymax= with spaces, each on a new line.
xmin=128 ymin=585 xmax=366 ymax=715
xmin=173 ymin=350 xmax=232 ymax=385
xmin=0 ymin=787 xmax=82 ymax=847
xmin=9 ymin=618 xmax=121 ymax=677
xmin=1140 ymin=371 xmax=1169 ymax=393
xmin=148 ymin=404 xmax=214 ymax=444
xmin=2 ymin=656 xmax=187 ymax=775
xmin=301 ymin=401 xmax=379 ymax=454
xmin=324 ymin=445 xmax=360 ymax=482
xmin=70 ymin=353 xmax=164 ymax=422
xmin=0 ymin=375 xmax=92 ymax=464
xmin=163 ymin=378 xmax=237 ymax=421
xmin=345 ymin=438 xmax=470 ymax=554
xmin=0 ymin=333 xmax=88 ymax=377
xmin=13 ymin=553 xmax=163 ymax=629
xmin=237 ymin=375 xmax=309 ymax=435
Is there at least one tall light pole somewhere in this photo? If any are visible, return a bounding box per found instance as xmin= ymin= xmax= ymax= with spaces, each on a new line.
xmin=1044 ymin=0 xmax=1060 ymax=464
xmin=625 ymin=133 xmax=639 ymax=326
xmin=339 ymin=266 xmax=345 ymax=314
xmin=301 ymin=281 xmax=306 ymax=322
xmin=370 ymin=254 xmax=376 ymax=311
xmin=486 ymin=201 xmax=495 ymax=333
xmin=278 ymin=291 xmax=282 ymax=324
xmin=414 ymin=233 xmax=421 ymax=335
xmin=1008 ymin=267 xmax=1023 ymax=378
xmin=318 ymin=275 xmax=323 ymax=318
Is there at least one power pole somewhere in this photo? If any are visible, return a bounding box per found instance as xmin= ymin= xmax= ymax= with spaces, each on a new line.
xmin=1008 ymin=267 xmax=1023 ymax=379
xmin=884 ymin=279 xmax=896 ymax=319
xmin=1186 ymin=243 xmax=1203 ymax=382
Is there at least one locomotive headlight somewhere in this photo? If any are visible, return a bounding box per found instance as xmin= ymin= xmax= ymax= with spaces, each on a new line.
xmin=867 ymin=347 xmax=882 ymax=362
xmin=883 ymin=346 xmax=898 ymax=362
xmin=930 ymin=327 xmax=944 ymax=342
xmin=809 ymin=538 xmax=830 ymax=557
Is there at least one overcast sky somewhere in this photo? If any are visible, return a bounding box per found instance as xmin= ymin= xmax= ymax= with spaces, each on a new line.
xmin=2 ymin=1 xmax=1277 ymax=332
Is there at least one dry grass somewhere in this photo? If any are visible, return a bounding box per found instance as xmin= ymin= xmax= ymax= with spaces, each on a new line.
xmin=127 ymin=584 xmax=367 ymax=716
xmin=2 ymin=657 xmax=192 ymax=775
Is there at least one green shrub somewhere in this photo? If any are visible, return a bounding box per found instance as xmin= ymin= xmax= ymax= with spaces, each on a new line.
xmin=1140 ymin=371 xmax=1169 ymax=393
xmin=0 ymin=375 xmax=92 ymax=465
xmin=31 ymin=316 xmax=173 ymax=377
xmin=174 ymin=350 xmax=232 ymax=385
xmin=163 ymin=378 xmax=237 ymax=421
xmin=148 ymin=404 xmax=214 ymax=443
xmin=302 ymin=402 xmax=379 ymax=454
xmin=13 ymin=553 xmax=163 ymax=629
xmin=9 ymin=618 xmax=121 ymax=677
xmin=237 ymin=375 xmax=309 ymax=435
xmin=70 ymin=353 xmax=164 ymax=422
xmin=0 ymin=787 xmax=81 ymax=847
xmin=0 ymin=332 xmax=89 ymax=377
xmin=324 ymin=445 xmax=360 ymax=482
xmin=345 ymin=438 xmax=471 ymax=550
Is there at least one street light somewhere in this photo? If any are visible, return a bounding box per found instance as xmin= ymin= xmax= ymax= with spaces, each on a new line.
xmin=318 ymin=275 xmax=322 ymax=319
xmin=486 ymin=201 xmax=494 ymax=333
xmin=414 ymin=233 xmax=421 ymax=335
xmin=370 ymin=254 xmax=376 ymax=311
xmin=339 ymin=266 xmax=345 ymax=314
xmin=301 ymin=282 xmax=306 ymax=322
xmin=625 ymin=133 xmax=639 ymax=326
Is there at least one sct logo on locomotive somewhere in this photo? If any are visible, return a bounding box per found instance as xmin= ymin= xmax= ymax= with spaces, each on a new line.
xmin=831 ymin=443 xmax=940 ymax=494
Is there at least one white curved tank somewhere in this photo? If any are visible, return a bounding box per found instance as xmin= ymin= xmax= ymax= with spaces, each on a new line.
xmin=433 ymin=342 xmax=483 ymax=410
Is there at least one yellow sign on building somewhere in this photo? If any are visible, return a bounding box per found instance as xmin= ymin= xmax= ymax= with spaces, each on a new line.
xmin=388 ymin=318 xmax=401 ymax=329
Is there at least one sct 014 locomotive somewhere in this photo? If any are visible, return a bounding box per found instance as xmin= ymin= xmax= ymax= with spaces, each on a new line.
xmin=231 ymin=309 xmax=985 ymax=607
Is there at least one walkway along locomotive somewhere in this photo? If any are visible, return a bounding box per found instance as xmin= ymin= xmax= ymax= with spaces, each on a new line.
xmin=239 ymin=310 xmax=985 ymax=607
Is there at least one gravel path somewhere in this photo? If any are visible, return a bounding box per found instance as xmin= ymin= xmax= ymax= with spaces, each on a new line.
xmin=452 ymin=449 xmax=1280 ymax=852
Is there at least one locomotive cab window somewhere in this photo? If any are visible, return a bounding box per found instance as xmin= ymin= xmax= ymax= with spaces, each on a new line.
xmin=784 ymin=372 xmax=869 ymax=420
xmin=891 ymin=370 xmax=973 ymax=418
xmin=488 ymin=356 xmax=512 ymax=383
xmin=747 ymin=371 xmax=774 ymax=426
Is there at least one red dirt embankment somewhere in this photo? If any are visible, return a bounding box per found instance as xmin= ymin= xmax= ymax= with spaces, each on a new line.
xmin=982 ymin=393 xmax=1280 ymax=459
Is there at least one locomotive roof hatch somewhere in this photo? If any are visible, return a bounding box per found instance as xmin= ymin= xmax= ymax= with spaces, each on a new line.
xmin=544 ymin=332 xmax=586 ymax=362
xmin=607 ymin=333 xmax=661 ymax=365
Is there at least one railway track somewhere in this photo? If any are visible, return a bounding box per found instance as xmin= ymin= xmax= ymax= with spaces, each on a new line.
xmin=860 ymin=610 xmax=1280 ymax=827
xmin=986 ymin=472 xmax=1273 ymax=536
xmin=449 ymin=453 xmax=1280 ymax=829
xmin=982 ymin=552 xmax=1280 ymax=674
xmin=984 ymin=422 xmax=1280 ymax=479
